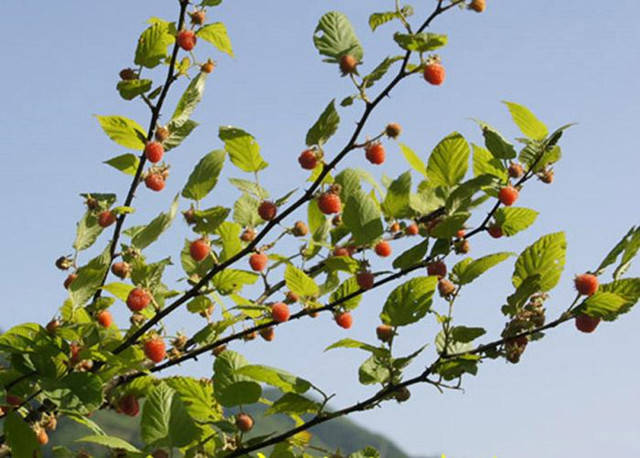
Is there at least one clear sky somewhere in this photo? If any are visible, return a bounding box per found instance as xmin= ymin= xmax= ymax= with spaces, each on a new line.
xmin=1 ymin=1 xmax=639 ymax=457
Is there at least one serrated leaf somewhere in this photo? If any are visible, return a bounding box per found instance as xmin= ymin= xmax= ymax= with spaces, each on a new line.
xmin=430 ymin=212 xmax=470 ymax=239
xmin=380 ymin=276 xmax=437 ymax=326
xmin=77 ymin=435 xmax=142 ymax=453
xmin=330 ymin=277 xmax=362 ymax=311
xmin=313 ymin=11 xmax=363 ymax=62
xmin=4 ymin=412 xmax=39 ymax=457
xmin=285 ymin=264 xmax=319 ymax=297
xmin=102 ymin=282 xmax=134 ymax=302
xmin=163 ymin=119 xmax=198 ymax=151
xmin=141 ymin=383 xmax=173 ymax=446
xmin=172 ymin=71 xmax=207 ymax=125
xmin=104 ymin=153 xmax=140 ymax=176
xmin=228 ymin=177 xmax=269 ymax=199
xmin=197 ymin=22 xmax=233 ymax=56
xmin=265 ymin=393 xmax=320 ymax=416
xmin=73 ymin=211 xmax=103 ymax=251
xmin=213 ymin=350 xmax=262 ymax=407
xmin=116 ymin=78 xmax=152 ymax=100
xmin=325 ymin=338 xmax=382 ymax=354
xmin=219 ymin=126 xmax=268 ymax=172
xmin=236 ymin=365 xmax=311 ymax=394
xmin=454 ymin=252 xmax=513 ymax=285
xmin=96 ymin=115 xmax=146 ymax=150
xmin=165 ymin=377 xmax=217 ymax=422
xmin=494 ymin=207 xmax=539 ymax=236
xmin=399 ymin=143 xmax=427 ymax=177
xmin=513 ymin=232 xmax=566 ymax=292
xmin=233 ymin=193 xmax=262 ymax=227
xmin=427 ymin=132 xmax=469 ymax=188
xmin=135 ymin=22 xmax=174 ymax=69
xmin=598 ymin=278 xmax=640 ymax=319
xmin=131 ymin=195 xmax=179 ymax=250
xmin=182 ymin=150 xmax=225 ymax=201
xmin=451 ymin=326 xmax=486 ymax=343
xmin=393 ymin=32 xmax=447 ymax=52
xmin=472 ymin=144 xmax=507 ymax=180
xmin=306 ymin=100 xmax=340 ymax=147
xmin=382 ymin=171 xmax=411 ymax=218
xmin=70 ymin=247 xmax=111 ymax=306
xmin=392 ymin=239 xmax=429 ymax=270
xmin=343 ymin=190 xmax=383 ymax=245
xmin=368 ymin=11 xmax=398 ymax=31
xmin=580 ymin=292 xmax=629 ymax=321
xmin=595 ymin=227 xmax=637 ymax=276
xmin=212 ymin=269 xmax=258 ymax=295
xmin=503 ymin=101 xmax=548 ymax=140
xmin=193 ymin=206 xmax=230 ymax=234
xmin=359 ymin=354 xmax=390 ymax=385
xmin=477 ymin=121 xmax=517 ymax=160
xmin=362 ymin=56 xmax=403 ymax=88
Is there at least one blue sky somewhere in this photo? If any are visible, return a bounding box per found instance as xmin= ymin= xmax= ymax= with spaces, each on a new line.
xmin=1 ymin=1 xmax=639 ymax=457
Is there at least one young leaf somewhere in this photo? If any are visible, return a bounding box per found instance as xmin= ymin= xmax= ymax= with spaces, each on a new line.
xmin=116 ymin=79 xmax=152 ymax=100
xmin=163 ymin=119 xmax=198 ymax=151
xmin=306 ymin=99 xmax=340 ymax=147
xmin=426 ymin=132 xmax=470 ymax=188
xmin=513 ymin=232 xmax=566 ymax=291
xmin=503 ymin=101 xmax=548 ymax=141
xmin=131 ymin=195 xmax=179 ymax=250
xmin=494 ymin=207 xmax=539 ymax=237
xmin=285 ymin=264 xmax=319 ymax=297
xmin=380 ymin=276 xmax=437 ymax=326
xmin=135 ymin=21 xmax=174 ymax=69
xmin=393 ymin=32 xmax=447 ymax=52
xmin=399 ymin=143 xmax=427 ymax=177
xmin=73 ymin=211 xmax=103 ymax=252
xmin=182 ymin=150 xmax=226 ymax=201
xmin=368 ymin=11 xmax=398 ymax=31
xmin=197 ymin=22 xmax=233 ymax=56
xmin=104 ymin=153 xmax=140 ymax=176
xmin=313 ymin=11 xmax=363 ymax=62
xmin=95 ymin=115 xmax=146 ymax=150
xmin=172 ymin=72 xmax=207 ymax=124
xmin=382 ymin=171 xmax=411 ymax=219
xmin=219 ymin=126 xmax=268 ymax=172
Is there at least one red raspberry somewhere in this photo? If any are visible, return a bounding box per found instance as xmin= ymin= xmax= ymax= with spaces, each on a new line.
xmin=357 ymin=271 xmax=375 ymax=290
xmin=285 ymin=291 xmax=299 ymax=303
xmin=427 ymin=261 xmax=447 ymax=279
xmin=335 ymin=311 xmax=353 ymax=329
xmin=339 ymin=54 xmax=358 ymax=74
xmin=98 ymin=210 xmax=117 ymax=228
xmin=574 ymin=273 xmax=599 ymax=296
xmin=201 ymin=59 xmax=215 ymax=74
xmin=97 ymin=310 xmax=113 ymax=328
xmin=456 ymin=229 xmax=466 ymax=239
xmin=155 ymin=126 xmax=170 ymax=142
xmin=498 ymin=186 xmax=519 ymax=206
xmin=258 ymin=201 xmax=277 ymax=221
xmin=127 ymin=288 xmax=151 ymax=312
xmin=390 ymin=222 xmax=401 ymax=233
xmin=365 ymin=143 xmax=386 ymax=165
xmin=298 ymin=149 xmax=318 ymax=170
xmin=236 ymin=413 xmax=254 ymax=432
xmin=69 ymin=342 xmax=81 ymax=364
xmin=177 ymin=29 xmax=197 ymax=51
xmin=144 ymin=337 xmax=166 ymax=363
xmin=438 ymin=279 xmax=456 ymax=297
xmin=385 ymin=123 xmax=402 ymax=139
xmin=487 ymin=225 xmax=503 ymax=238
xmin=190 ymin=10 xmax=206 ymax=25
xmin=508 ymin=162 xmax=524 ymax=178
xmin=240 ymin=227 xmax=256 ymax=242
xmin=118 ymin=394 xmax=140 ymax=417
xmin=376 ymin=324 xmax=394 ymax=343
xmin=260 ymin=327 xmax=275 ymax=342
xmin=35 ymin=427 xmax=49 ymax=445
xmin=111 ymin=261 xmax=131 ymax=279
xmin=145 ymin=173 xmax=165 ymax=192
xmin=470 ymin=0 xmax=486 ymax=13
xmin=63 ymin=273 xmax=77 ymax=289
xmin=374 ymin=240 xmax=392 ymax=257
xmin=423 ymin=62 xmax=445 ymax=85
xmin=46 ymin=319 xmax=60 ymax=335
xmin=332 ymin=247 xmax=352 ymax=257
xmin=455 ymin=239 xmax=471 ymax=254
xmin=405 ymin=223 xmax=419 ymax=236
xmin=271 ymin=302 xmax=290 ymax=322
xmin=249 ymin=252 xmax=268 ymax=271
xmin=575 ymin=314 xmax=601 ymax=333
xmin=144 ymin=141 xmax=164 ymax=163
xmin=190 ymin=239 xmax=211 ymax=262
xmin=292 ymin=221 xmax=309 ymax=236
xmin=318 ymin=192 xmax=342 ymax=214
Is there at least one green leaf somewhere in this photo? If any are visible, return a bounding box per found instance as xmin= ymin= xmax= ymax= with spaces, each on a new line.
xmin=236 ymin=365 xmax=311 ymax=394
xmin=233 ymin=193 xmax=262 ymax=227
xmin=494 ymin=207 xmax=539 ymax=236
xmin=359 ymin=354 xmax=390 ymax=385
xmin=392 ymin=240 xmax=429 ymax=270
xmin=382 ymin=171 xmax=411 ymax=219
xmin=0 ymin=323 xmax=43 ymax=352
xmin=453 ymin=252 xmax=513 ymax=285
xmin=399 ymin=143 xmax=427 ymax=177
xmin=306 ymin=100 xmax=340 ymax=147
xmin=164 ymin=119 xmax=198 ymax=151
xmin=131 ymin=195 xmax=179 ymax=250
xmin=4 ymin=412 xmax=39 ymax=457
xmin=216 ymin=221 xmax=243 ymax=262
xmin=95 ymin=115 xmax=146 ymax=150
xmin=472 ymin=144 xmax=507 ymax=180
xmin=104 ymin=153 xmax=140 ymax=176
xmin=615 ymin=227 xmax=640 ymax=280
xmin=580 ymin=292 xmax=630 ymax=321
xmin=596 ymin=227 xmax=638 ymax=276
xmin=70 ymin=247 xmax=111 ymax=306
xmin=350 ymin=447 xmax=381 ymax=458
xmin=141 ymin=383 xmax=173 ymax=446
xmin=77 ymin=435 xmax=142 ymax=453
xmin=330 ymin=277 xmax=362 ymax=311
xmin=426 ymin=132 xmax=469 ymax=188
xmin=430 ymin=212 xmax=470 ymax=239
xmin=116 ymin=79 xmax=152 ymax=100
xmin=212 ymin=269 xmax=258 ymax=295
xmin=478 ymin=122 xmax=517 ymax=160
xmin=343 ymin=190 xmax=383 ymax=245
xmin=362 ymin=56 xmax=403 ymax=89
xmin=197 ymin=22 xmax=233 ymax=56
xmin=324 ymin=338 xmax=383 ymax=355
xmin=513 ymin=232 xmax=566 ymax=292
xmin=172 ymin=71 xmax=207 ymax=124
xmin=324 ymin=255 xmax=360 ymax=274
xmin=285 ymin=264 xmax=319 ymax=297
xmin=503 ymin=101 xmax=548 ymax=140
xmin=451 ymin=326 xmax=486 ymax=343
xmin=434 ymin=354 xmax=479 ymax=381
xmin=219 ymin=126 xmax=268 ymax=172
xmin=265 ymin=393 xmax=320 ymax=416
xmin=182 ymin=150 xmax=226 ymax=201
xmin=228 ymin=177 xmax=269 ymax=199
xmin=380 ymin=276 xmax=437 ymax=326
xmin=368 ymin=11 xmax=398 ymax=31
xmin=73 ymin=211 xmax=103 ymax=252
xmin=598 ymin=278 xmax=640 ymax=319
xmin=393 ymin=32 xmax=447 ymax=52
xmin=102 ymin=282 xmax=134 ymax=302
xmin=165 ymin=377 xmax=216 ymax=422
xmin=213 ymin=350 xmax=262 ymax=407
xmin=193 ymin=206 xmax=230 ymax=234
xmin=313 ymin=11 xmax=363 ymax=62
xmin=134 ymin=21 xmax=174 ymax=68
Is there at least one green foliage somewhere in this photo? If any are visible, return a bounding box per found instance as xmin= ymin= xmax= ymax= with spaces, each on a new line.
xmin=182 ymin=150 xmax=226 ymax=201
xmin=313 ymin=11 xmax=363 ymax=62
xmin=135 ymin=20 xmax=174 ymax=68
xmin=393 ymin=32 xmax=447 ymax=52
xmin=380 ymin=277 xmax=437 ymax=326
xmin=95 ymin=115 xmax=146 ymax=150
xmin=306 ymin=100 xmax=340 ymax=147
xmin=426 ymin=132 xmax=469 ymax=188
xmin=219 ymin=126 xmax=269 ymax=172
xmin=197 ymin=22 xmax=234 ymax=56
xmin=513 ymin=232 xmax=566 ymax=292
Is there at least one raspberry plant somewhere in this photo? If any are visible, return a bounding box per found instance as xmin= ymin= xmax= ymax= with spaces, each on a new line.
xmin=1 ymin=0 xmax=639 ymax=457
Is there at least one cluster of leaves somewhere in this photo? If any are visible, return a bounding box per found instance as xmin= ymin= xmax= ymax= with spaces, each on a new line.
xmin=1 ymin=0 xmax=639 ymax=457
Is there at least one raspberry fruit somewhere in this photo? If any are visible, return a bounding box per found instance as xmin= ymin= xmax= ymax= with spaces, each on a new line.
xmin=335 ymin=311 xmax=353 ymax=329
xmin=487 ymin=225 xmax=503 ymax=238
xmin=376 ymin=324 xmax=394 ymax=343
xmin=183 ymin=208 xmax=196 ymax=225
xmin=575 ymin=314 xmax=601 ymax=333
xmin=357 ymin=271 xmax=375 ymax=290
xmin=145 ymin=173 xmax=165 ymax=192
xmin=390 ymin=222 xmax=401 ymax=233
xmin=498 ymin=186 xmax=519 ymax=206
xmin=177 ymin=29 xmax=197 ymax=51
xmin=508 ymin=162 xmax=524 ymax=178
xmin=271 ymin=302 xmax=290 ymax=323
xmin=427 ymin=261 xmax=447 ymax=279
xmin=438 ymin=279 xmax=456 ymax=297
xmin=55 ymin=256 xmax=73 ymax=270
xmin=339 ymin=54 xmax=358 ymax=75
xmin=374 ymin=240 xmax=392 ymax=257
xmin=385 ymin=123 xmax=402 ymax=139
xmin=298 ymin=149 xmax=318 ymax=170
xmin=190 ymin=238 xmax=211 ymax=262
xmin=127 ymin=288 xmax=151 ymax=312
xmin=540 ymin=169 xmax=554 ymax=184
xmin=260 ymin=327 xmax=275 ymax=342
xmin=456 ymin=229 xmax=466 ymax=239
xmin=470 ymin=0 xmax=486 ymax=13
xmin=119 ymin=68 xmax=137 ymax=81
xmin=365 ymin=143 xmax=386 ymax=165
xmin=144 ymin=141 xmax=164 ymax=163
xmin=285 ymin=291 xmax=299 ymax=303
xmin=144 ymin=337 xmax=166 ymax=363
xmin=318 ymin=192 xmax=342 ymax=215
xmin=97 ymin=310 xmax=113 ymax=328
xmin=423 ymin=62 xmax=445 ymax=85
xmin=118 ymin=394 xmax=140 ymax=417
xmin=35 ymin=427 xmax=49 ymax=445
xmin=63 ymin=273 xmax=77 ymax=290
xmin=574 ymin=273 xmax=599 ymax=296
xmin=236 ymin=413 xmax=254 ymax=432
xmin=249 ymin=252 xmax=268 ymax=271
xmin=333 ymin=247 xmax=352 ymax=257
xmin=454 ymin=239 xmax=471 ymax=254
xmin=190 ymin=10 xmax=206 ymax=25
xmin=155 ymin=126 xmax=170 ymax=142
xmin=243 ymin=331 xmax=257 ymax=341
xmin=240 ymin=227 xmax=256 ymax=242
xmin=98 ymin=210 xmax=117 ymax=228
xmin=405 ymin=223 xmax=419 ymax=236
xmin=292 ymin=221 xmax=308 ymax=237
xmin=111 ymin=261 xmax=131 ymax=279
xmin=46 ymin=319 xmax=60 ymax=335
xmin=258 ymin=201 xmax=277 ymax=221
